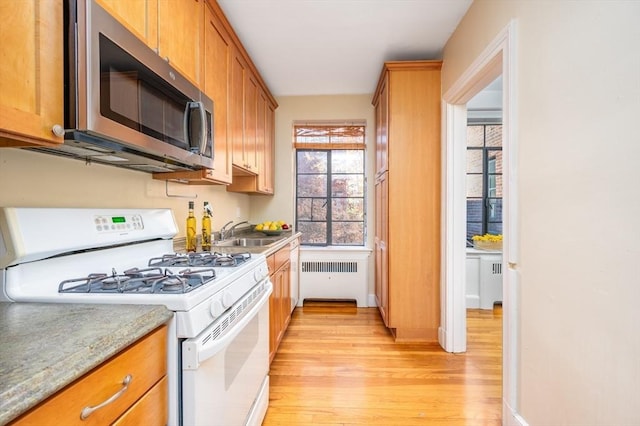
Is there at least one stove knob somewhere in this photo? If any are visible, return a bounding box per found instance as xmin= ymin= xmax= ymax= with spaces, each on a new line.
xmin=210 ymin=299 xmax=224 ymax=318
xmin=221 ymin=291 xmax=234 ymax=308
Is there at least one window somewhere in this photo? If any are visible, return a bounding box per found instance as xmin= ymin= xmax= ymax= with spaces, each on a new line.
xmin=466 ymin=124 xmax=503 ymax=243
xmin=294 ymin=123 xmax=366 ymax=246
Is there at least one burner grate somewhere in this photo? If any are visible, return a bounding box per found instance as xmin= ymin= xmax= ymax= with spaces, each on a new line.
xmin=148 ymin=252 xmax=251 ymax=268
xmin=58 ymin=267 xmax=216 ymax=294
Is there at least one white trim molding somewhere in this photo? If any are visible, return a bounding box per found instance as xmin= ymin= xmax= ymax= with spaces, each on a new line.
xmin=440 ymin=18 xmax=521 ymax=423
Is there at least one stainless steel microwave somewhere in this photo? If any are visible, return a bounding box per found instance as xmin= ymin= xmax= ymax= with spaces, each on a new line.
xmin=33 ymin=0 xmax=214 ymax=173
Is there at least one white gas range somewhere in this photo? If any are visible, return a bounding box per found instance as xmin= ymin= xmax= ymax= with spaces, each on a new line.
xmin=0 ymin=207 xmax=272 ymax=426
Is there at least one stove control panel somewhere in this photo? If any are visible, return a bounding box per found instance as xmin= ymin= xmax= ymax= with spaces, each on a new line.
xmin=94 ymin=214 xmax=144 ymax=233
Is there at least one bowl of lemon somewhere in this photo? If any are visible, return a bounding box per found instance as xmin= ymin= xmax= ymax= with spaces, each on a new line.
xmin=254 ymin=220 xmax=290 ymax=236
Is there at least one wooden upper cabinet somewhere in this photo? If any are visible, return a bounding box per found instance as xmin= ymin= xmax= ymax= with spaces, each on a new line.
xmin=97 ymin=0 xmax=201 ymax=86
xmin=229 ymin=48 xmax=260 ymax=175
xmin=229 ymin=48 xmax=247 ymax=172
xmin=95 ymin=0 xmax=157 ymax=47
xmin=227 ymin=90 xmax=274 ymax=195
xmin=244 ymin=74 xmax=259 ymax=172
xmin=158 ymin=0 xmax=203 ymax=87
xmin=373 ymin=74 xmax=389 ymax=176
xmin=0 ymin=0 xmax=64 ymax=147
xmin=259 ymin=99 xmax=275 ymax=194
xmin=202 ymin=2 xmax=232 ymax=184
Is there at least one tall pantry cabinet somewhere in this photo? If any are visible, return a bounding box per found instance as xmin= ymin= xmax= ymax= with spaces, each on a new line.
xmin=372 ymin=61 xmax=442 ymax=342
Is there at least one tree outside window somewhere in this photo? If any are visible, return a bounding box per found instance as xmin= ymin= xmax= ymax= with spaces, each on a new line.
xmin=294 ymin=123 xmax=366 ymax=246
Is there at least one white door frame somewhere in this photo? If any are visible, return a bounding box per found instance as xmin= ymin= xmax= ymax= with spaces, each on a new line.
xmin=440 ymin=20 xmax=525 ymax=424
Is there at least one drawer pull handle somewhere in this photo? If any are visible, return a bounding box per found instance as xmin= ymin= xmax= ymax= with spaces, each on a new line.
xmin=80 ymin=374 xmax=132 ymax=420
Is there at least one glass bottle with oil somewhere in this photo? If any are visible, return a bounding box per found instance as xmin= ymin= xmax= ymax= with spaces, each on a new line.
xmin=186 ymin=201 xmax=197 ymax=252
xmin=202 ymin=201 xmax=212 ymax=252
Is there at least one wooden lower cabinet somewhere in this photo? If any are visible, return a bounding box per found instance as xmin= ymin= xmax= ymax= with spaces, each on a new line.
xmin=11 ymin=326 xmax=168 ymax=426
xmin=268 ymin=245 xmax=291 ymax=364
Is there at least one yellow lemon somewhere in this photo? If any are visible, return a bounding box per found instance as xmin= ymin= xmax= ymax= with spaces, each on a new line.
xmin=255 ymin=224 xmax=264 ymax=231
xmin=269 ymin=224 xmax=278 ymax=231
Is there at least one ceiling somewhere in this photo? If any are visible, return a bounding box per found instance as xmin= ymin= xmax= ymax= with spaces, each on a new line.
xmin=216 ymin=0 xmax=473 ymax=97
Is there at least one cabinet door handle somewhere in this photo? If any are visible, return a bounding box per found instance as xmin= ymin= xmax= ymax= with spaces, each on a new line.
xmin=80 ymin=374 xmax=132 ymax=420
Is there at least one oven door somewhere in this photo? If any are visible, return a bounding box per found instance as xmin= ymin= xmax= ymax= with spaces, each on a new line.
xmin=181 ymin=280 xmax=272 ymax=426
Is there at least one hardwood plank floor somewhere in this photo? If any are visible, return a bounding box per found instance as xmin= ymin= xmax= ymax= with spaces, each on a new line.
xmin=264 ymin=302 xmax=502 ymax=425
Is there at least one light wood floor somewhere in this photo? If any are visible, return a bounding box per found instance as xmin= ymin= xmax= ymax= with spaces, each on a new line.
xmin=264 ymin=302 xmax=502 ymax=425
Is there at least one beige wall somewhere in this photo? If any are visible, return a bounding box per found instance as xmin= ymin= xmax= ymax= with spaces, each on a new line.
xmin=443 ymin=1 xmax=640 ymax=423
xmin=0 ymin=148 xmax=251 ymax=238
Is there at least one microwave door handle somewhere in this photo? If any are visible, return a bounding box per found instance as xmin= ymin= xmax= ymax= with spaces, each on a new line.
xmin=195 ymin=101 xmax=207 ymax=156
xmin=183 ymin=101 xmax=207 ymax=155
xmin=183 ymin=102 xmax=204 ymax=154
xmin=183 ymin=102 xmax=193 ymax=153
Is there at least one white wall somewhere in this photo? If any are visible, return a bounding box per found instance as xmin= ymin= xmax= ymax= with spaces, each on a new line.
xmin=443 ymin=1 xmax=640 ymax=424
xmin=0 ymin=148 xmax=251 ymax=238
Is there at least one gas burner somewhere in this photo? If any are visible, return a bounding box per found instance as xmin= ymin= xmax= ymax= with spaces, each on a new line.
xmin=209 ymin=252 xmax=252 ymax=267
xmin=148 ymin=253 xmax=193 ymax=268
xmin=151 ymin=268 xmax=216 ymax=293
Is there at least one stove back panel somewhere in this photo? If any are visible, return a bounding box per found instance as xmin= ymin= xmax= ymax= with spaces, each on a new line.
xmin=0 ymin=208 xmax=177 ymax=268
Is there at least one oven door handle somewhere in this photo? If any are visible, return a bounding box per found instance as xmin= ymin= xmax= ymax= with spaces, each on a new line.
xmin=183 ymin=280 xmax=272 ymax=370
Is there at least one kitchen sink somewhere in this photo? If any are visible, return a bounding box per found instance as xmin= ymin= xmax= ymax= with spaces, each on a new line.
xmin=214 ymin=237 xmax=281 ymax=247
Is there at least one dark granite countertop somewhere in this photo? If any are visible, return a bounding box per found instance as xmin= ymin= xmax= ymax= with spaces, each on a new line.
xmin=0 ymin=303 xmax=173 ymax=425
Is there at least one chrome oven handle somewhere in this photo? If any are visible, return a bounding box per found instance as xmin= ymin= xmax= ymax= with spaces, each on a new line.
xmin=80 ymin=374 xmax=132 ymax=420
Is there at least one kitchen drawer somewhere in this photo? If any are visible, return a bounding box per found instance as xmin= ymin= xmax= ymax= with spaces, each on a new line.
xmin=11 ymin=325 xmax=167 ymax=426
xmin=112 ymin=376 xmax=167 ymax=426
xmin=267 ymin=252 xmax=276 ymax=274
xmin=273 ymin=246 xmax=289 ymax=271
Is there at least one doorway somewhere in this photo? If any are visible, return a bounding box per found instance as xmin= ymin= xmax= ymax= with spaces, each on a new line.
xmin=465 ymin=78 xmax=504 ymax=354
xmin=439 ymin=20 xmax=521 ymax=422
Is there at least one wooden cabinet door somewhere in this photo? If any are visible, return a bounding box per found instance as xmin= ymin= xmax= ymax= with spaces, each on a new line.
xmin=96 ymin=0 xmax=157 ymax=48
xmin=374 ymin=172 xmax=389 ymax=326
xmin=256 ymin=92 xmax=274 ymax=194
xmin=262 ymin=102 xmax=275 ymax=194
xmin=229 ymin=48 xmax=247 ymax=171
xmin=0 ymin=0 xmax=63 ymax=147
xmin=202 ymin=3 xmax=232 ymax=184
xmin=157 ymin=0 xmax=202 ymax=86
xmin=243 ymin=73 xmax=259 ymax=172
xmin=281 ymin=262 xmax=291 ymax=331
xmin=374 ymin=74 xmax=389 ymax=175
xmin=268 ymin=280 xmax=279 ymax=363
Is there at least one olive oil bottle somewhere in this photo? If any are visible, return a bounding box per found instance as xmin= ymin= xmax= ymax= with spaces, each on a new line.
xmin=202 ymin=201 xmax=212 ymax=252
xmin=186 ymin=201 xmax=197 ymax=252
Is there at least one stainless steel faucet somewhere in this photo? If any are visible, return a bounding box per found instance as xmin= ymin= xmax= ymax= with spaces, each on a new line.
xmin=219 ymin=220 xmax=234 ymax=241
xmin=229 ymin=221 xmax=249 ymax=237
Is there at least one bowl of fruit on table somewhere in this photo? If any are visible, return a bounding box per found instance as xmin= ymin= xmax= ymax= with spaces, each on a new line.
xmin=254 ymin=220 xmax=290 ymax=236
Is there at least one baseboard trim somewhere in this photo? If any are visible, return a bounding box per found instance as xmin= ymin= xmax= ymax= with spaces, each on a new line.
xmin=504 ymin=400 xmax=528 ymax=426
xmin=367 ymin=293 xmax=377 ymax=307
